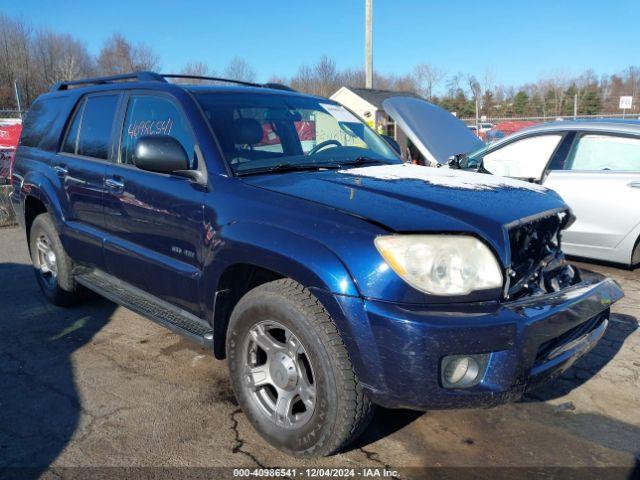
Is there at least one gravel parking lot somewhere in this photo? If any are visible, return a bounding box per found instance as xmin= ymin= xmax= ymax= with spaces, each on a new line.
xmin=1 ymin=225 xmax=639 ymax=478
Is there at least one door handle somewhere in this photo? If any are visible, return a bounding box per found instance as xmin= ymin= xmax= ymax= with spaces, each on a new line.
xmin=54 ymin=165 xmax=68 ymax=177
xmin=105 ymin=177 xmax=125 ymax=191
xmin=629 ymin=181 xmax=640 ymax=189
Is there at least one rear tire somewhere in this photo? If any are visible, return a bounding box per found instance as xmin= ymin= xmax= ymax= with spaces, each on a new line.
xmin=29 ymin=213 xmax=84 ymax=306
xmin=226 ymin=278 xmax=373 ymax=457
xmin=632 ymin=240 xmax=640 ymax=268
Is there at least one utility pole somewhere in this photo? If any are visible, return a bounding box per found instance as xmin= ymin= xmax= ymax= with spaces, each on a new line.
xmin=365 ymin=0 xmax=373 ymax=89
xmin=573 ymin=93 xmax=577 ymax=119
xmin=14 ymin=81 xmax=22 ymax=120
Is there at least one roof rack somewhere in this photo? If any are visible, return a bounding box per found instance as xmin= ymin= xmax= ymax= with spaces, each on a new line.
xmin=51 ymin=72 xmax=165 ymax=91
xmin=263 ymin=83 xmax=296 ymax=92
xmin=162 ymin=74 xmax=294 ymax=91
xmin=161 ymin=74 xmax=261 ymax=88
xmin=50 ymin=71 xmax=296 ymax=92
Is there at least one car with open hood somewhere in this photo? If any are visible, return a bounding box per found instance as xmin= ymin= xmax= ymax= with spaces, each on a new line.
xmin=10 ymin=73 xmax=623 ymax=457
xmin=448 ymin=120 xmax=640 ymax=267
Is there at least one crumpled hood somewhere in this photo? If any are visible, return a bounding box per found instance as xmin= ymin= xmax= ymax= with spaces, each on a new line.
xmin=242 ymin=163 xmax=568 ymax=263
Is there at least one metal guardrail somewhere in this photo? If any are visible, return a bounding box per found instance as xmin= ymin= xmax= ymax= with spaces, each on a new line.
xmin=460 ymin=113 xmax=640 ymax=125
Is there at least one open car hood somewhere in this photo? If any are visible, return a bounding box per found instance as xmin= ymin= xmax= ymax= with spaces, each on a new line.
xmin=382 ymin=97 xmax=484 ymax=165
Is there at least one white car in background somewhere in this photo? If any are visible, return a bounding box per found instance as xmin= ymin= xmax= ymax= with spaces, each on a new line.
xmin=380 ymin=97 xmax=640 ymax=268
xmin=459 ymin=121 xmax=640 ymax=267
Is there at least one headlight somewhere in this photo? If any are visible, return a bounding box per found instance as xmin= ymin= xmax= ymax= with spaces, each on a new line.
xmin=374 ymin=235 xmax=503 ymax=296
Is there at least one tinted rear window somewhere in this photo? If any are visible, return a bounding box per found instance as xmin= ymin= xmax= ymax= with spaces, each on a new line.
xmin=19 ymin=96 xmax=70 ymax=151
xmin=76 ymin=95 xmax=119 ymax=159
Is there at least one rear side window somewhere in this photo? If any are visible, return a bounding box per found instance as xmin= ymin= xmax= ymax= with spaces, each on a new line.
xmin=20 ymin=96 xmax=70 ymax=151
xmin=119 ymin=95 xmax=196 ymax=168
xmin=76 ymin=95 xmax=119 ymax=159
xmin=565 ymin=134 xmax=640 ymax=171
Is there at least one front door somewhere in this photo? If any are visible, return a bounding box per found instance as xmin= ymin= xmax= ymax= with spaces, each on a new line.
xmin=102 ymin=93 xmax=205 ymax=315
xmin=543 ymin=132 xmax=640 ymax=262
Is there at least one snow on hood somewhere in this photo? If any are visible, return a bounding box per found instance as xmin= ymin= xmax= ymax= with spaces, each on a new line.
xmin=338 ymin=163 xmax=549 ymax=193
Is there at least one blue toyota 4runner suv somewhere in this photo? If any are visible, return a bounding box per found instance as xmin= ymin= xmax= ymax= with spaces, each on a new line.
xmin=10 ymin=72 xmax=623 ymax=457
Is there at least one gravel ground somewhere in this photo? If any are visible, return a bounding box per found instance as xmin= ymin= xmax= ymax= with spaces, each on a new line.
xmin=0 ymin=225 xmax=638 ymax=479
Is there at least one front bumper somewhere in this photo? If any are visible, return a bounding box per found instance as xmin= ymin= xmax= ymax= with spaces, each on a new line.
xmin=329 ymin=272 xmax=623 ymax=410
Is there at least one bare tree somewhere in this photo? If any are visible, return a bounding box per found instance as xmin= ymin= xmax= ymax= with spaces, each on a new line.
xmin=97 ymin=33 xmax=159 ymax=75
xmin=290 ymin=56 xmax=340 ymax=96
xmin=32 ymin=30 xmax=94 ymax=88
xmin=340 ymin=68 xmax=366 ymax=88
xmin=175 ymin=61 xmax=214 ymax=84
xmin=224 ymin=57 xmax=256 ymax=83
xmin=412 ymin=63 xmax=445 ymax=100
xmin=0 ymin=14 xmax=35 ymax=106
xmin=181 ymin=61 xmax=211 ymax=77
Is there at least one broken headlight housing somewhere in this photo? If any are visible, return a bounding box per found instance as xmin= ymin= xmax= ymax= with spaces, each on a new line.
xmin=375 ymin=235 xmax=503 ymax=296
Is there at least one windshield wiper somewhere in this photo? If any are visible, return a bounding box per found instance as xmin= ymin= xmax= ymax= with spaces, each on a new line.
xmin=332 ymin=157 xmax=389 ymax=168
xmin=236 ymin=162 xmax=342 ymax=177
xmin=237 ymin=157 xmax=390 ymax=177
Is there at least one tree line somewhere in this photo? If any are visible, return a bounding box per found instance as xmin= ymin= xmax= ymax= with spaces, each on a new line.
xmin=2 ymin=14 xmax=639 ymax=119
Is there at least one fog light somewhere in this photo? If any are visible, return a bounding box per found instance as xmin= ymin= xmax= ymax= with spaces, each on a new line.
xmin=441 ymin=354 xmax=489 ymax=388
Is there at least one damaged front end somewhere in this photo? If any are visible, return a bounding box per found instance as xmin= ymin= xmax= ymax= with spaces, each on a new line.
xmin=505 ymin=209 xmax=579 ymax=301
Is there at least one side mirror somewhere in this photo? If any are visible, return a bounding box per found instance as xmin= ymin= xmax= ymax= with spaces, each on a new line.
xmin=381 ymin=134 xmax=401 ymax=155
xmin=447 ymin=154 xmax=463 ymax=169
xmin=133 ymin=135 xmax=190 ymax=174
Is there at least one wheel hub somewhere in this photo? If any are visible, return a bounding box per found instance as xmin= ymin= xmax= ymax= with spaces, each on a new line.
xmin=270 ymin=352 xmax=297 ymax=390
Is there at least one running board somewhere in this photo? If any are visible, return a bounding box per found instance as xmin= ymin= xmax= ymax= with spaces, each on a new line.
xmin=76 ymin=270 xmax=214 ymax=349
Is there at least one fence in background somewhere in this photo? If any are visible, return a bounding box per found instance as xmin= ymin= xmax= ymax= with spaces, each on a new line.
xmin=460 ymin=113 xmax=640 ymax=125
xmin=0 ymin=185 xmax=15 ymax=227
xmin=0 ymin=109 xmax=26 ymax=120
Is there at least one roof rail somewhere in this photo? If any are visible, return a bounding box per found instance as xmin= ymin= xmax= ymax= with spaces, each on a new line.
xmin=161 ymin=74 xmax=262 ymax=88
xmin=50 ymin=71 xmax=296 ymax=93
xmin=263 ymin=83 xmax=296 ymax=92
xmin=50 ymin=71 xmax=165 ymax=91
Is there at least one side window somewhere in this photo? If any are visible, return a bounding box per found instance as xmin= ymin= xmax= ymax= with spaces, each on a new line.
xmin=20 ymin=96 xmax=69 ymax=151
xmin=565 ymin=134 xmax=640 ymax=171
xmin=482 ymin=134 xmax=563 ymax=179
xmin=120 ymin=95 xmax=196 ymax=168
xmin=77 ymin=95 xmax=119 ymax=159
xmin=62 ymin=100 xmax=85 ymax=154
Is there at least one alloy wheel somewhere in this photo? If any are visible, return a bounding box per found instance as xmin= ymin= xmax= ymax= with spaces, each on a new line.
xmin=35 ymin=233 xmax=58 ymax=288
xmin=243 ymin=321 xmax=316 ymax=429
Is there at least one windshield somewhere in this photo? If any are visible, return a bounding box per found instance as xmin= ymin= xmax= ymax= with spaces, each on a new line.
xmin=193 ymin=92 xmax=401 ymax=174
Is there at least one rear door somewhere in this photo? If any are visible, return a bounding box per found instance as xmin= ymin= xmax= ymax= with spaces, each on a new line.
xmin=56 ymin=93 xmax=121 ymax=268
xmin=543 ymin=132 xmax=640 ymax=262
xmin=102 ymin=92 xmax=205 ymax=315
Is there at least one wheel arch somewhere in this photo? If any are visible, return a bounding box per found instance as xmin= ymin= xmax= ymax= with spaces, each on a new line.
xmin=18 ymin=172 xmax=65 ymax=244
xmin=205 ymin=222 xmax=360 ymax=359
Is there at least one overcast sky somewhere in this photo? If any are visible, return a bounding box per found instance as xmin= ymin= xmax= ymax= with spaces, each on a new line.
xmin=5 ymin=0 xmax=639 ymax=88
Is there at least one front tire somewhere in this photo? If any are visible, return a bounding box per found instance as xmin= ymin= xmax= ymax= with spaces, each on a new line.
xmin=226 ymin=279 xmax=372 ymax=457
xmin=29 ymin=213 xmax=83 ymax=306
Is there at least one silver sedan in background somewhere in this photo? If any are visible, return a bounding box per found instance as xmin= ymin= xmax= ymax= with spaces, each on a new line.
xmin=460 ymin=121 xmax=640 ymax=267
